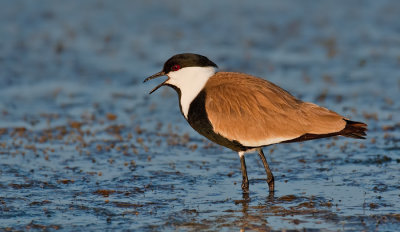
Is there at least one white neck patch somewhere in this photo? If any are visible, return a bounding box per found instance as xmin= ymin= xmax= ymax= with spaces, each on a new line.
xmin=166 ymin=66 xmax=216 ymax=118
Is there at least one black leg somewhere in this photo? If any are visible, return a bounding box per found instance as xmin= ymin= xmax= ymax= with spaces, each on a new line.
xmin=257 ymin=149 xmax=275 ymax=193
xmin=239 ymin=153 xmax=249 ymax=192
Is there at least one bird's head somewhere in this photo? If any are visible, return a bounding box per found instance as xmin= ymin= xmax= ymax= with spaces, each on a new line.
xmin=144 ymin=53 xmax=218 ymax=94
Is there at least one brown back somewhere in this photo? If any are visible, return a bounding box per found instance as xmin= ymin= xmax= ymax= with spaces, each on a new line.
xmin=204 ymin=72 xmax=346 ymax=146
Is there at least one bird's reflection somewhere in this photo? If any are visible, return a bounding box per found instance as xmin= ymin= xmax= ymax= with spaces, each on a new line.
xmin=234 ymin=191 xmax=274 ymax=231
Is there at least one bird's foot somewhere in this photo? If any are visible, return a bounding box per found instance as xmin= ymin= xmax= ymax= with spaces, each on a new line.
xmin=241 ymin=179 xmax=249 ymax=193
xmin=267 ymin=176 xmax=275 ymax=193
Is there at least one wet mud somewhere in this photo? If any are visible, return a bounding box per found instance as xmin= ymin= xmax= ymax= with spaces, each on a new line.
xmin=1 ymin=0 xmax=400 ymax=231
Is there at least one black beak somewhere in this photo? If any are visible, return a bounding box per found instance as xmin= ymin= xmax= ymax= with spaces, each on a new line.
xmin=143 ymin=71 xmax=168 ymax=94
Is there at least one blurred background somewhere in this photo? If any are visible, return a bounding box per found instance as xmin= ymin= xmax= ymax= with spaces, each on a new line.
xmin=0 ymin=0 xmax=399 ymax=231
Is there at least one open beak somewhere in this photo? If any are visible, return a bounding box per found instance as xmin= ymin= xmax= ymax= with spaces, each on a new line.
xmin=143 ymin=71 xmax=168 ymax=94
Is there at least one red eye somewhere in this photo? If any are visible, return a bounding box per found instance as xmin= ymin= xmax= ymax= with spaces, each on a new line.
xmin=171 ymin=64 xmax=181 ymax=71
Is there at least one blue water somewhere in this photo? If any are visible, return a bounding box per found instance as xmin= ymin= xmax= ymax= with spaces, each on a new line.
xmin=0 ymin=0 xmax=399 ymax=231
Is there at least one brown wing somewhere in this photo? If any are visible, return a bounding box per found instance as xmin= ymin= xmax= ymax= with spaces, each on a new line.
xmin=204 ymin=72 xmax=346 ymax=147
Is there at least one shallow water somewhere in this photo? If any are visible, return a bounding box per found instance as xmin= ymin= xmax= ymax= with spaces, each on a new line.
xmin=1 ymin=0 xmax=400 ymax=231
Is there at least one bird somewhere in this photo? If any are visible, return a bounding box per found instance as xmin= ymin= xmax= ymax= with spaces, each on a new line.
xmin=144 ymin=53 xmax=367 ymax=193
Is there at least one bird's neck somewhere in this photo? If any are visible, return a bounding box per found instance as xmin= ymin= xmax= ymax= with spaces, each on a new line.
xmin=166 ymin=66 xmax=216 ymax=119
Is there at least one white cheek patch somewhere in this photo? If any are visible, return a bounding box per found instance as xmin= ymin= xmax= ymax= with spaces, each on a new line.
xmin=166 ymin=66 xmax=216 ymax=118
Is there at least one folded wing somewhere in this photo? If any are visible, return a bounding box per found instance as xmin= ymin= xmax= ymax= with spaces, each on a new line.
xmin=204 ymin=72 xmax=347 ymax=147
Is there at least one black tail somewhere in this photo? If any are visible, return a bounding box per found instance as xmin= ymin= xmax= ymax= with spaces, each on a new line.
xmin=340 ymin=120 xmax=367 ymax=139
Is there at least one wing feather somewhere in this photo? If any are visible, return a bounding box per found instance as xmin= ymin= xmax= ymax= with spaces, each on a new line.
xmin=204 ymin=72 xmax=346 ymax=146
